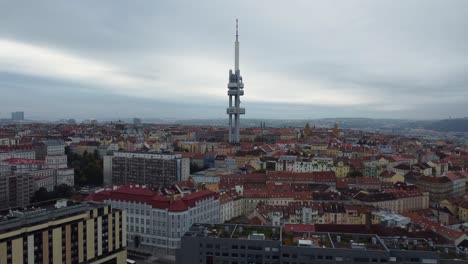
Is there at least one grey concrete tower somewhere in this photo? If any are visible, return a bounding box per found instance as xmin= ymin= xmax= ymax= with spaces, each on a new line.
xmin=227 ymin=19 xmax=245 ymax=144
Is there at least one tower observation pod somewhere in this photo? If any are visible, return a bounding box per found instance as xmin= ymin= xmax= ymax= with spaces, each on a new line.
xmin=227 ymin=19 xmax=245 ymax=145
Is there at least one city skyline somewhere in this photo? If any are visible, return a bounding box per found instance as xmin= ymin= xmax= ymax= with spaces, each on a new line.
xmin=1 ymin=1 xmax=468 ymax=120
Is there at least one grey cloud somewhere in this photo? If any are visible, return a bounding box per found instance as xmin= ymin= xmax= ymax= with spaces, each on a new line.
xmin=0 ymin=0 xmax=467 ymax=120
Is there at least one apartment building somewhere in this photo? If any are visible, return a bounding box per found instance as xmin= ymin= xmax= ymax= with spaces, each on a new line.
xmin=177 ymin=224 xmax=465 ymax=264
xmin=88 ymin=185 xmax=219 ymax=249
xmin=348 ymin=190 xmax=430 ymax=213
xmin=0 ymin=171 xmax=34 ymax=210
xmin=0 ymin=200 xmax=127 ymax=264
xmin=104 ymin=151 xmax=190 ymax=188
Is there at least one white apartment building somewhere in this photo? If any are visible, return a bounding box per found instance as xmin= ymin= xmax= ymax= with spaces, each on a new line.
xmin=89 ymin=186 xmax=220 ymax=249
xmin=0 ymin=149 xmax=36 ymax=161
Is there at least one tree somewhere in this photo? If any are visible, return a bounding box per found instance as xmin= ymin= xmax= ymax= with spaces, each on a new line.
xmin=347 ymin=170 xmax=363 ymax=178
xmin=93 ymin=149 xmax=100 ymax=159
xmin=32 ymin=187 xmax=50 ymax=203
xmin=190 ymin=162 xmax=207 ymax=174
xmin=54 ymin=184 xmax=73 ymax=197
xmin=31 ymin=185 xmax=74 ymax=203
xmin=304 ymin=122 xmax=311 ymax=137
xmin=67 ymin=146 xmax=103 ymax=187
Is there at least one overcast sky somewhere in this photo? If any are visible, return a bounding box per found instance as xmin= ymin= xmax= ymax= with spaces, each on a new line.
xmin=1 ymin=1 xmax=467 ymax=120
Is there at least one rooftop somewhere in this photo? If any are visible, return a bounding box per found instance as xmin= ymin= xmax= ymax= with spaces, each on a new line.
xmin=87 ymin=185 xmax=219 ymax=212
xmin=0 ymin=200 xmax=107 ymax=235
xmin=182 ymin=224 xmax=467 ymax=258
xmin=185 ymin=224 xmax=281 ymax=241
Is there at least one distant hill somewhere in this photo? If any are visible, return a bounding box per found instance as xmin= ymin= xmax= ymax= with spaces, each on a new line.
xmin=423 ymin=118 xmax=468 ymax=132
xmin=95 ymin=117 xmax=468 ymax=133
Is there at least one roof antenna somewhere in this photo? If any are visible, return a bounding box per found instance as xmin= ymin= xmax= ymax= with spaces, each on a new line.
xmin=236 ymin=18 xmax=238 ymax=41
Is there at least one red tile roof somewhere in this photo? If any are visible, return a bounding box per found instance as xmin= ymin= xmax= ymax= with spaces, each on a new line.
xmin=2 ymin=158 xmax=44 ymax=165
xmin=87 ymin=186 xmax=218 ymax=212
xmin=284 ymin=224 xmax=315 ymax=233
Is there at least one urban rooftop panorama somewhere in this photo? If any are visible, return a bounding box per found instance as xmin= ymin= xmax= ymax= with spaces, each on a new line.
xmin=1 ymin=1 xmax=468 ymax=264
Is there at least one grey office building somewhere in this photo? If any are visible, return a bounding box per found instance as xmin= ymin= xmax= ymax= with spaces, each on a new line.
xmin=11 ymin=111 xmax=24 ymax=121
xmin=0 ymin=171 xmax=34 ymax=210
xmin=176 ymin=224 xmax=467 ymax=264
xmin=104 ymin=151 xmax=190 ymax=188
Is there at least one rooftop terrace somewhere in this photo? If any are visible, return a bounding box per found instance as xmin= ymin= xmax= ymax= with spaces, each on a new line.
xmin=185 ymin=224 xmax=282 ymax=241
xmin=184 ymin=224 xmax=468 ymax=259
xmin=0 ymin=200 xmax=106 ymax=235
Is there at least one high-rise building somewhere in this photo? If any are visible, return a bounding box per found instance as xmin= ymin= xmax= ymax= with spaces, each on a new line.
xmin=133 ymin=118 xmax=142 ymax=126
xmin=0 ymin=200 xmax=127 ymax=264
xmin=10 ymin=111 xmax=24 ymax=121
xmin=0 ymin=171 xmax=34 ymax=210
xmin=227 ymin=19 xmax=245 ymax=144
xmin=103 ymin=151 xmax=190 ymax=188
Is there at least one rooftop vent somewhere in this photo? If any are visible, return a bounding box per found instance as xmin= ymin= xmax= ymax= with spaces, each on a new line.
xmin=248 ymin=232 xmax=265 ymax=240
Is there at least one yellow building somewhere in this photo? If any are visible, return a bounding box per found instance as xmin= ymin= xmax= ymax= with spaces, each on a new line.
xmin=380 ymin=170 xmax=405 ymax=184
xmin=204 ymin=182 xmax=220 ymax=193
xmin=440 ymin=198 xmax=468 ymax=222
xmin=459 ymin=204 xmax=468 ymax=222
xmin=439 ymin=199 xmax=458 ymax=216
xmin=325 ymin=147 xmax=340 ymax=157
xmin=235 ymin=155 xmax=262 ymax=170
xmin=177 ymin=141 xmax=217 ymax=154
xmin=334 ymin=161 xmax=350 ymax=178
xmin=178 ymin=141 xmax=206 ymax=153
xmin=0 ymin=200 xmax=127 ymax=264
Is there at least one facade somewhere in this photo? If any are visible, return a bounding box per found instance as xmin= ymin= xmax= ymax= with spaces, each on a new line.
xmin=0 ymin=149 xmax=35 ymax=161
xmin=33 ymin=139 xmax=66 ymax=160
xmin=250 ymin=202 xmax=371 ymax=226
xmin=335 ymin=161 xmax=351 ymax=178
xmin=275 ymin=157 xmax=336 ymax=173
xmin=88 ymin=186 xmax=220 ymax=250
xmin=104 ymin=151 xmax=190 ymax=187
xmin=411 ymin=176 xmax=464 ymax=202
xmin=177 ymin=224 xmax=465 ymax=264
xmin=363 ymin=161 xmax=379 ymax=177
xmin=1 ymin=159 xmax=74 ymax=189
xmin=220 ymin=190 xmax=244 ymax=223
xmin=227 ymin=19 xmax=245 ymax=144
xmin=0 ymin=171 xmax=34 ymax=210
xmin=32 ymin=175 xmax=55 ymax=191
xmin=0 ymin=158 xmax=45 ymax=173
xmin=10 ymin=111 xmax=24 ymax=121
xmin=45 ymin=154 xmax=68 ymax=169
xmin=350 ymin=190 xmax=429 ymax=213
xmin=0 ymin=200 xmax=127 ymax=264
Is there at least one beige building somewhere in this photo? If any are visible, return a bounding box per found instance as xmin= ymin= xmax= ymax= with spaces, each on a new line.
xmin=0 ymin=200 xmax=127 ymax=264
xmin=334 ymin=161 xmax=350 ymax=178
xmin=350 ymin=190 xmax=429 ymax=213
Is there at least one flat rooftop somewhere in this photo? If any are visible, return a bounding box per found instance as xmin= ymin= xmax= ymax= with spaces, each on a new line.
xmin=0 ymin=200 xmax=107 ymax=235
xmin=184 ymin=224 xmax=467 ymax=258
xmin=185 ymin=224 xmax=281 ymax=241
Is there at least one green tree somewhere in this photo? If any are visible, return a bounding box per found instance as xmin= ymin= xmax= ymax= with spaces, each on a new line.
xmin=66 ymin=146 xmax=103 ymax=187
xmin=347 ymin=170 xmax=363 ymax=178
xmin=31 ymin=187 xmax=50 ymax=203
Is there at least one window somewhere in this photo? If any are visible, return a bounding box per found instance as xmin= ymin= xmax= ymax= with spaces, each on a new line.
xmin=354 ymin=258 xmax=370 ymax=263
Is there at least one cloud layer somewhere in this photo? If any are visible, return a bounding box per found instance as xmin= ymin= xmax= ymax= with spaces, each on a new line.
xmin=1 ymin=1 xmax=467 ymax=120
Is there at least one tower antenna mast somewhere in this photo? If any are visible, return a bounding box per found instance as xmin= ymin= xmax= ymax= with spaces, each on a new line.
xmin=227 ymin=19 xmax=245 ymax=145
